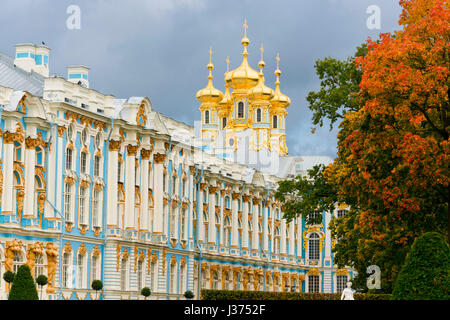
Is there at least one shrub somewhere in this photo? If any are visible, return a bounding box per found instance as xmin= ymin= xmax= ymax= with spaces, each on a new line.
xmin=200 ymin=289 xmax=391 ymax=300
xmin=8 ymin=265 xmax=39 ymax=300
xmin=91 ymin=280 xmax=103 ymax=300
xmin=184 ymin=290 xmax=194 ymax=299
xmin=392 ymin=232 xmax=450 ymax=300
xmin=141 ymin=287 xmax=151 ymax=299
xmin=3 ymin=271 xmax=15 ymax=284
xmin=36 ymin=275 xmax=48 ymax=300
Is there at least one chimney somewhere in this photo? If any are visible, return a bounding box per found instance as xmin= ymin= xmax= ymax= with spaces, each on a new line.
xmin=67 ymin=65 xmax=89 ymax=88
xmin=14 ymin=43 xmax=50 ymax=77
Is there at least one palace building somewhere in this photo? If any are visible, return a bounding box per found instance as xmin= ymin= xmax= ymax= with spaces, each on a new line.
xmin=0 ymin=24 xmax=353 ymax=300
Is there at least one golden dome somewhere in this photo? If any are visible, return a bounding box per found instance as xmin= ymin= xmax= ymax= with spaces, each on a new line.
xmin=270 ymin=53 xmax=291 ymax=107
xmin=228 ymin=20 xmax=260 ymax=90
xmin=196 ymin=47 xmax=223 ymax=103
xmin=248 ymin=44 xmax=274 ymax=100
xmin=220 ymin=57 xmax=233 ymax=106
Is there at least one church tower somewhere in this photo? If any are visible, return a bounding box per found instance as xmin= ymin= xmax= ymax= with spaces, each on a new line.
xmin=196 ymin=20 xmax=291 ymax=170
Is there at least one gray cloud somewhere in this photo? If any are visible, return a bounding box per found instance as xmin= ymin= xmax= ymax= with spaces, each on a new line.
xmin=0 ymin=0 xmax=402 ymax=158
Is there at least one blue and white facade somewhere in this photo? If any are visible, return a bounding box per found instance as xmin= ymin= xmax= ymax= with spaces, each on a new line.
xmin=0 ymin=43 xmax=353 ymax=300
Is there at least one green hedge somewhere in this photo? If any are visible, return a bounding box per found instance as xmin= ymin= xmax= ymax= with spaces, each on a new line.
xmin=392 ymin=232 xmax=450 ymax=300
xmin=201 ymin=289 xmax=391 ymax=300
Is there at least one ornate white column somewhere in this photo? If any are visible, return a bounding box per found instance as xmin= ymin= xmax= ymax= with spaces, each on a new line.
xmin=252 ymin=199 xmax=259 ymax=254
xmin=262 ymin=203 xmax=269 ymax=253
xmin=107 ymin=139 xmax=120 ymax=226
xmin=324 ymin=211 xmax=332 ymax=261
xmin=230 ymin=191 xmax=240 ymax=250
xmin=297 ymin=217 xmax=302 ymax=258
xmin=56 ymin=126 xmax=65 ymax=214
xmin=208 ymin=185 xmax=217 ymax=246
xmin=197 ymin=183 xmax=205 ymax=243
xmin=153 ymin=153 xmax=166 ymax=234
xmin=188 ymin=166 xmax=195 ymax=241
xmin=242 ymin=195 xmax=250 ymax=250
xmin=45 ymin=125 xmax=57 ymax=218
xmin=280 ymin=219 xmax=287 ymax=256
xmin=1 ymin=131 xmax=15 ymax=214
xmin=124 ymin=144 xmax=138 ymax=230
xmin=23 ymin=132 xmax=37 ymax=218
xmin=140 ymin=149 xmax=151 ymax=231
xmin=288 ymin=218 xmax=295 ymax=258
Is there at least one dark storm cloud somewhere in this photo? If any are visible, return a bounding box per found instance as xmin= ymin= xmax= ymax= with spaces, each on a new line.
xmin=0 ymin=0 xmax=402 ymax=158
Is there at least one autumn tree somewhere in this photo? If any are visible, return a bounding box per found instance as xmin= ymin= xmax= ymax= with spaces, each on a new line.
xmin=276 ymin=0 xmax=449 ymax=292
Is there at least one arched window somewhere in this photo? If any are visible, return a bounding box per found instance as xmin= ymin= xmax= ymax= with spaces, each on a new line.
xmin=237 ymin=102 xmax=244 ymax=118
xmin=203 ymin=211 xmax=208 ymax=242
xmin=92 ymin=189 xmax=100 ymax=227
xmin=308 ymin=275 xmax=320 ymax=293
xmin=256 ymin=108 xmax=262 ymax=122
xmin=225 ymin=196 xmax=230 ymax=209
xmin=179 ymin=263 xmax=187 ymax=294
xmin=81 ymin=128 xmax=88 ymax=145
xmin=308 ymin=211 xmax=321 ymax=224
xmin=34 ymin=254 xmax=45 ymax=281
xmin=201 ymin=269 xmax=208 ymax=289
xmin=171 ymin=175 xmax=177 ymax=195
xmin=223 ymin=217 xmax=231 ymax=247
xmin=64 ymin=183 xmax=74 ymax=222
xmin=225 ymin=272 xmax=231 ymax=290
xmin=222 ymin=117 xmax=227 ymax=129
xmin=180 ymin=209 xmax=186 ymax=240
xmin=273 ymin=115 xmax=278 ymax=129
xmin=76 ymin=253 xmax=86 ymax=289
xmin=204 ymin=110 xmax=210 ymax=124
xmin=150 ymin=259 xmax=158 ymax=292
xmin=336 ymin=275 xmax=348 ymax=293
xmin=120 ymin=257 xmax=128 ymax=291
xmin=137 ymin=259 xmax=144 ymax=291
xmin=308 ymin=233 xmax=320 ymax=261
xmin=78 ymin=187 xmax=88 ymax=225
xmin=163 ymin=172 xmax=167 ymax=193
xmin=91 ymin=255 xmax=99 ymax=281
xmin=80 ymin=152 xmax=87 ymax=174
xmin=337 ymin=210 xmax=348 ymax=218
xmin=14 ymin=142 xmax=22 ymax=162
xmin=135 ymin=162 xmax=140 ymax=185
xmin=213 ymin=271 xmax=219 ymax=290
xmin=13 ymin=252 xmax=24 ymax=274
xmin=170 ymin=209 xmax=177 ymax=239
xmin=274 ymin=228 xmax=280 ymax=255
xmin=169 ymin=262 xmax=177 ymax=294
xmin=62 ymin=252 xmax=71 ymax=288
xmin=65 ymin=148 xmax=73 ymax=171
xmin=35 ymin=147 xmax=44 ymax=166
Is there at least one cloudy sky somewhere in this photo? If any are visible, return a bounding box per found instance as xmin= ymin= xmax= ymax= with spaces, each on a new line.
xmin=0 ymin=0 xmax=402 ymax=158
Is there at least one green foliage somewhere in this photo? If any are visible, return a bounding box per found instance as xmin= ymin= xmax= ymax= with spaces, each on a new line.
xmin=8 ymin=265 xmax=39 ymax=300
xmin=3 ymin=271 xmax=15 ymax=284
xmin=141 ymin=287 xmax=151 ymax=297
xmin=184 ymin=290 xmax=194 ymax=299
xmin=306 ymin=44 xmax=367 ymax=130
xmin=200 ymin=290 xmax=391 ymax=300
xmin=36 ymin=275 xmax=48 ymax=287
xmin=275 ymin=164 xmax=337 ymax=224
xmin=91 ymin=279 xmax=103 ymax=291
xmin=391 ymin=232 xmax=450 ymax=300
